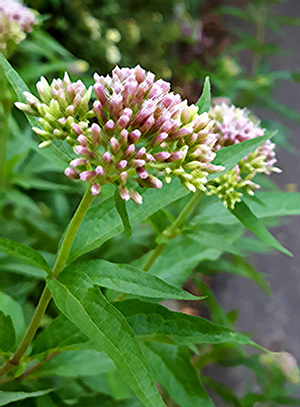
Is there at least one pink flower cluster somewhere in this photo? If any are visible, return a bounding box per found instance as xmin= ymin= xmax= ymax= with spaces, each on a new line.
xmin=64 ymin=66 xmax=222 ymax=202
xmin=207 ymin=100 xmax=281 ymax=208
xmin=0 ymin=0 xmax=37 ymax=54
xmin=19 ymin=65 xmax=221 ymax=203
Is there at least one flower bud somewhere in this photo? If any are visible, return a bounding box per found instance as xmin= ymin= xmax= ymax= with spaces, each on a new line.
xmin=91 ymin=123 xmax=101 ymax=145
xmin=65 ymin=167 xmax=80 ymax=179
xmin=80 ymin=170 xmax=96 ymax=181
xmin=91 ymin=184 xmax=101 ymax=195
xmin=70 ymin=158 xmax=88 ymax=167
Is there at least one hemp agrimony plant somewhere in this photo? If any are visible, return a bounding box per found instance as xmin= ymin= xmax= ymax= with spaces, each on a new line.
xmin=0 ymin=43 xmax=299 ymax=407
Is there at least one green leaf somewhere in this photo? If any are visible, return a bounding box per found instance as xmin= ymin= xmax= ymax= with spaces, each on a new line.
xmin=0 ymin=53 xmax=73 ymax=165
xmin=34 ymin=350 xmax=115 ymax=378
xmin=0 ymin=311 xmax=16 ymax=352
xmin=194 ymin=192 xmax=300 ymax=226
xmin=62 ymin=259 xmax=202 ymax=300
xmin=210 ymin=132 xmax=275 ymax=178
xmin=116 ymin=300 xmax=263 ymax=349
xmin=31 ymin=314 xmax=89 ymax=357
xmin=140 ymin=234 xmax=223 ymax=287
xmin=0 ymin=390 xmax=52 ymax=406
xmin=215 ymin=5 xmax=254 ymax=23
xmin=0 ymin=262 xmax=46 ymax=279
xmin=230 ymin=200 xmax=292 ymax=256
xmin=47 ymin=276 xmax=166 ymax=407
xmin=245 ymin=192 xmax=300 ymax=218
xmin=115 ymin=188 xmax=132 ymax=238
xmin=201 ymin=256 xmax=271 ymax=295
xmin=202 ymin=376 xmax=242 ymax=407
xmin=0 ymin=292 xmax=25 ymax=341
xmin=0 ymin=236 xmax=51 ymax=275
xmin=68 ymin=179 xmax=189 ymax=263
xmin=145 ymin=343 xmax=214 ymax=407
xmin=196 ymin=77 xmax=211 ymax=114
xmin=271 ymin=15 xmax=300 ymax=27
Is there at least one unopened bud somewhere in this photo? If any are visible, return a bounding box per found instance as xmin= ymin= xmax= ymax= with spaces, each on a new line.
xmin=91 ymin=123 xmax=101 ymax=145
xmin=65 ymin=167 xmax=80 ymax=179
xmin=80 ymin=170 xmax=96 ymax=181
xmin=91 ymin=184 xmax=101 ymax=195
xmin=130 ymin=189 xmax=143 ymax=204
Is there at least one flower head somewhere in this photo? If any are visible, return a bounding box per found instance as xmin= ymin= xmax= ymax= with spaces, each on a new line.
xmin=207 ymin=100 xmax=281 ymax=208
xmin=0 ymin=0 xmax=37 ymax=55
xmin=17 ymin=66 xmax=224 ymax=203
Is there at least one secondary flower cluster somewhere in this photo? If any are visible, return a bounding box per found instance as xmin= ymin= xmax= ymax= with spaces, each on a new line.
xmin=17 ymin=65 xmax=223 ymax=204
xmin=0 ymin=0 xmax=37 ymax=55
xmin=207 ymin=99 xmax=280 ymax=208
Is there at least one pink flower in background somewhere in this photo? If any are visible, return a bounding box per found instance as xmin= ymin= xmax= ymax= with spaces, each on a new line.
xmin=0 ymin=0 xmax=37 ymax=54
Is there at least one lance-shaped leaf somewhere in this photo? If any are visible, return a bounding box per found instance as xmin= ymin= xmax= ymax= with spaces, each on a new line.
xmin=0 ymin=390 xmax=52 ymax=406
xmin=194 ymin=191 xmax=300 ymax=226
xmin=33 ymin=350 xmax=115 ymax=378
xmin=114 ymin=188 xmax=132 ymax=238
xmin=210 ymin=132 xmax=275 ymax=179
xmin=141 ymin=234 xmax=223 ymax=287
xmin=62 ymin=259 xmax=202 ymax=300
xmin=47 ymin=275 xmax=166 ymax=407
xmin=196 ymin=77 xmax=211 ymax=114
xmin=145 ymin=343 xmax=214 ymax=407
xmin=0 ymin=292 xmax=25 ymax=341
xmin=116 ymin=300 xmax=263 ymax=350
xmin=201 ymin=256 xmax=271 ymax=295
xmin=230 ymin=200 xmax=292 ymax=256
xmin=0 ymin=236 xmax=51 ymax=275
xmin=31 ymin=314 xmax=89 ymax=357
xmin=0 ymin=53 xmax=73 ymax=166
xmin=0 ymin=312 xmax=16 ymax=352
xmin=68 ymin=179 xmax=189 ymax=263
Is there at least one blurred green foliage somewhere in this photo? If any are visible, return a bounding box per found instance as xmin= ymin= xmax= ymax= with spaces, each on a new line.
xmin=0 ymin=0 xmax=299 ymax=406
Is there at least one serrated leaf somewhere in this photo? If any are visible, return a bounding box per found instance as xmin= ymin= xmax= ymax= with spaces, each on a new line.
xmin=62 ymin=259 xmax=202 ymax=300
xmin=116 ymin=300 xmax=263 ymax=349
xmin=196 ymin=77 xmax=211 ymax=114
xmin=47 ymin=276 xmax=166 ymax=407
xmin=115 ymin=189 xmax=132 ymax=238
xmin=210 ymin=132 xmax=275 ymax=179
xmin=0 ymin=53 xmax=73 ymax=165
xmin=230 ymin=200 xmax=292 ymax=256
xmin=68 ymin=179 xmax=189 ymax=263
xmin=145 ymin=343 xmax=214 ymax=407
xmin=0 ymin=390 xmax=52 ymax=406
xmin=0 ymin=292 xmax=25 ymax=341
xmin=0 ymin=311 xmax=16 ymax=352
xmin=0 ymin=236 xmax=51 ymax=275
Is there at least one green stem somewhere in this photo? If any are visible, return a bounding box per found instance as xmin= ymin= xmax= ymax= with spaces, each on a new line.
xmin=52 ymin=188 xmax=94 ymax=278
xmin=143 ymin=191 xmax=203 ymax=272
xmin=0 ymin=187 xmax=94 ymax=377
xmin=0 ymin=287 xmax=52 ymax=377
